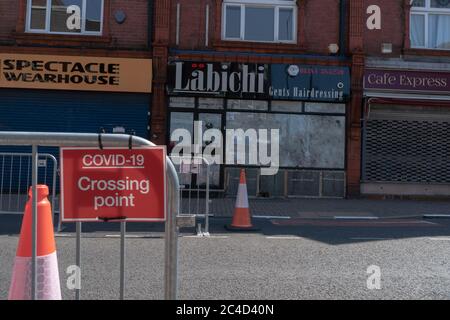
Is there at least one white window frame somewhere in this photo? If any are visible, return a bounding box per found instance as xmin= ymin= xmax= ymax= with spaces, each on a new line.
xmin=410 ymin=0 xmax=450 ymax=50
xmin=222 ymin=0 xmax=297 ymax=44
xmin=26 ymin=0 xmax=104 ymax=35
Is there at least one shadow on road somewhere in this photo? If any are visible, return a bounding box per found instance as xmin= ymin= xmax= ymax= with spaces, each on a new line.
xmin=209 ymin=216 xmax=450 ymax=245
xmin=1 ymin=213 xmax=450 ymax=246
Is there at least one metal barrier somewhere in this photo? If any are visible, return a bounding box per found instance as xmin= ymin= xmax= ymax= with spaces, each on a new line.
xmin=0 ymin=132 xmax=183 ymax=300
xmin=170 ymin=156 xmax=211 ymax=236
xmin=0 ymin=153 xmax=57 ymax=218
xmin=224 ymin=167 xmax=346 ymax=198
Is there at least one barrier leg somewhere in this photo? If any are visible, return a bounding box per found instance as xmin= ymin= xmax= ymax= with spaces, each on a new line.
xmin=120 ymin=221 xmax=126 ymax=300
xmin=75 ymin=222 xmax=81 ymax=300
xmin=31 ymin=145 xmax=38 ymax=300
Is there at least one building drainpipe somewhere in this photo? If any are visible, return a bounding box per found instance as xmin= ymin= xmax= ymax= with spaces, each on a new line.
xmin=148 ymin=0 xmax=154 ymax=49
xmin=339 ymin=0 xmax=348 ymax=56
xmin=148 ymin=0 xmax=155 ymax=142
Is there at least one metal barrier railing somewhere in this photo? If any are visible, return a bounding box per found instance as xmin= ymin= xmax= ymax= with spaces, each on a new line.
xmin=0 ymin=131 xmax=182 ymax=300
xmin=0 ymin=153 xmax=57 ymax=219
xmin=224 ymin=167 xmax=346 ymax=198
xmin=170 ymin=156 xmax=211 ymax=236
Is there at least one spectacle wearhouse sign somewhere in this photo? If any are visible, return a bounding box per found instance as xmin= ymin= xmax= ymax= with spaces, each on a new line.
xmin=0 ymin=53 xmax=153 ymax=93
xmin=167 ymin=61 xmax=350 ymax=102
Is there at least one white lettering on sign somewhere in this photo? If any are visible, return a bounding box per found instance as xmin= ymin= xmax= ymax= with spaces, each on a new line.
xmin=77 ymin=176 xmax=150 ymax=211
xmin=94 ymin=193 xmax=135 ymax=211
xmin=82 ymin=154 xmax=145 ymax=168
xmin=174 ymin=62 xmax=266 ymax=94
xmin=61 ymin=147 xmax=166 ymax=222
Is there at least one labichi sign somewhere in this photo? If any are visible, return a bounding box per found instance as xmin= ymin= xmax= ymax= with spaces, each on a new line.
xmin=167 ymin=61 xmax=350 ymax=102
xmin=0 ymin=53 xmax=153 ymax=93
xmin=60 ymin=147 xmax=166 ymax=222
xmin=167 ymin=61 xmax=269 ymax=100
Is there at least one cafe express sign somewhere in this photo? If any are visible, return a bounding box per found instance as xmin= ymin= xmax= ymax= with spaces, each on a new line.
xmin=364 ymin=68 xmax=450 ymax=94
xmin=0 ymin=53 xmax=153 ymax=93
xmin=167 ymin=61 xmax=350 ymax=102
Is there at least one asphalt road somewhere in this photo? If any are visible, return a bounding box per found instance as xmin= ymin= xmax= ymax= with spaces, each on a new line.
xmin=1 ymin=215 xmax=450 ymax=300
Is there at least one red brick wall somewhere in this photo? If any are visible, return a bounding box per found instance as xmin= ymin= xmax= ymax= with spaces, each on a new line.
xmin=363 ymin=0 xmax=405 ymax=57
xmin=0 ymin=0 xmax=19 ymax=42
xmin=170 ymin=0 xmax=209 ymax=50
xmin=304 ymin=0 xmax=340 ymax=54
xmin=170 ymin=0 xmax=341 ymax=55
xmin=0 ymin=0 xmax=149 ymax=50
xmin=110 ymin=0 xmax=149 ymax=49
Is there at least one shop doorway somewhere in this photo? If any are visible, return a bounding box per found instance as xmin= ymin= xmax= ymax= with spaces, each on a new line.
xmin=362 ymin=103 xmax=450 ymax=196
xmin=168 ymin=97 xmax=347 ymax=198
xmin=169 ymin=110 xmax=224 ymax=189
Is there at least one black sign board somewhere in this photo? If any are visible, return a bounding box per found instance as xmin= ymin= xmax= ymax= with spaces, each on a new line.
xmin=167 ymin=61 xmax=270 ymax=99
xmin=167 ymin=61 xmax=350 ymax=103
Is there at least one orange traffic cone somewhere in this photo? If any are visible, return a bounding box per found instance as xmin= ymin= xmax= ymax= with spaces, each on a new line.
xmin=225 ymin=169 xmax=259 ymax=231
xmin=8 ymin=185 xmax=61 ymax=300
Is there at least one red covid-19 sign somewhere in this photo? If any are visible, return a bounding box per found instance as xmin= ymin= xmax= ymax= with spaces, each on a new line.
xmin=60 ymin=147 xmax=166 ymax=222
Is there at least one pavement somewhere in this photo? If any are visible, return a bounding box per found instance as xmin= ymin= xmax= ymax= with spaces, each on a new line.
xmin=1 ymin=198 xmax=450 ymax=300
xmin=209 ymin=197 xmax=450 ymax=219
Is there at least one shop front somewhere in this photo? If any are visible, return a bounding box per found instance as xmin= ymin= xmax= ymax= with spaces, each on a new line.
xmin=363 ymin=64 xmax=450 ymax=196
xmin=0 ymin=53 xmax=153 ymax=137
xmin=0 ymin=53 xmax=153 ymax=189
xmin=167 ymin=60 xmax=350 ymax=198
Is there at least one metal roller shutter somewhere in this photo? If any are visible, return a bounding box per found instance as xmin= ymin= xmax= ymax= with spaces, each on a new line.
xmin=0 ymin=89 xmax=150 ymax=136
xmin=362 ymin=104 xmax=450 ymax=184
xmin=0 ymin=89 xmax=150 ymax=194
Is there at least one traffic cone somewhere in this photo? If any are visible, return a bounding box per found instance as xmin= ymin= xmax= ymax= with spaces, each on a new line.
xmin=225 ymin=169 xmax=259 ymax=231
xmin=8 ymin=185 xmax=62 ymax=300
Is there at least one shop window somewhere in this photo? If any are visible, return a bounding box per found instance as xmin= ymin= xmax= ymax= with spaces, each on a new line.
xmin=411 ymin=0 xmax=450 ymax=49
xmin=170 ymin=112 xmax=194 ymax=138
xmin=228 ymin=99 xmax=268 ymax=111
xmin=222 ymin=0 xmax=297 ymax=43
xmin=226 ymin=112 xmax=345 ymax=168
xmin=199 ymin=98 xmax=224 ymax=110
xmin=169 ymin=97 xmax=196 ymax=109
xmin=305 ymin=103 xmax=346 ymax=114
xmin=271 ymin=101 xmax=303 ymax=113
xmin=26 ymin=0 xmax=104 ymax=35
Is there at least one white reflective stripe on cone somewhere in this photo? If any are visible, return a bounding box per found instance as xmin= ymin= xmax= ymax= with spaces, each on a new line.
xmin=235 ymin=184 xmax=249 ymax=208
xmin=8 ymin=251 xmax=62 ymax=300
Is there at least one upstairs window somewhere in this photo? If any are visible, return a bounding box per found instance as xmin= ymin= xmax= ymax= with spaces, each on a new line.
xmin=223 ymin=0 xmax=297 ymax=43
xmin=411 ymin=0 xmax=450 ymax=49
xmin=26 ymin=0 xmax=104 ymax=35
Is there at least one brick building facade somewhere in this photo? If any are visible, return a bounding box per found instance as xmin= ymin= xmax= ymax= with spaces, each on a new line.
xmin=0 ymin=0 xmax=154 ymax=143
xmin=1 ymin=1 xmax=449 ymax=198
xmin=358 ymin=0 xmax=450 ymax=197
xmin=154 ymin=0 xmax=360 ymax=197
xmin=154 ymin=0 xmax=450 ymax=198
xmin=0 ymin=0 xmax=151 ymax=50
